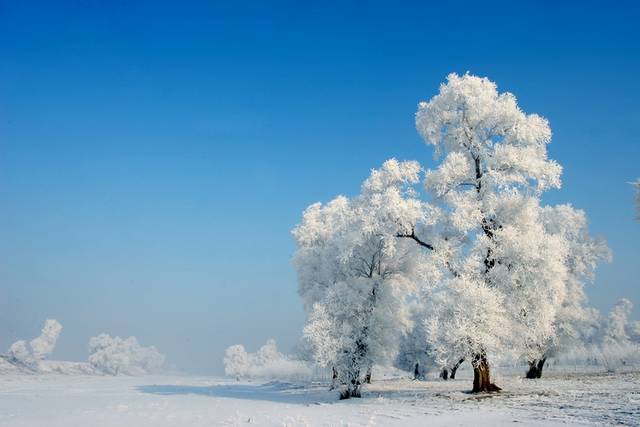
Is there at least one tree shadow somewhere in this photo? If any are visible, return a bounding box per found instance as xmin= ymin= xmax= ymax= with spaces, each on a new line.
xmin=137 ymin=381 xmax=339 ymax=405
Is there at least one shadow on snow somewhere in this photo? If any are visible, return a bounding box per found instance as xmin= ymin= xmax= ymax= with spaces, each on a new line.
xmin=137 ymin=381 xmax=339 ymax=405
xmin=136 ymin=379 xmax=489 ymax=405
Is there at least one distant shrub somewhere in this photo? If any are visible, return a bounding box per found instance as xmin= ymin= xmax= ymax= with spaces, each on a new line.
xmin=224 ymin=339 xmax=312 ymax=380
xmin=88 ymin=333 xmax=165 ymax=375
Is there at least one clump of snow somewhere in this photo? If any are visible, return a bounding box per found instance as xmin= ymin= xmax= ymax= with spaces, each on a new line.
xmin=5 ymin=319 xmax=62 ymax=370
xmin=224 ymin=339 xmax=312 ymax=380
xmin=88 ymin=334 xmax=165 ymax=375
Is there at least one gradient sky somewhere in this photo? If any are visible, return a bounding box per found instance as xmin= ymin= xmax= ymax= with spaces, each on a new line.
xmin=1 ymin=1 xmax=639 ymax=374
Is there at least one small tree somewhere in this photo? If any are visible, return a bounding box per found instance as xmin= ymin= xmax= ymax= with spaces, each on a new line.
xmin=223 ymin=345 xmax=250 ymax=380
xmin=6 ymin=319 xmax=62 ymax=370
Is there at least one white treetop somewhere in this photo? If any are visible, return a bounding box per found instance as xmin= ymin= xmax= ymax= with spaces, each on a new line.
xmin=417 ymin=73 xmax=561 ymax=195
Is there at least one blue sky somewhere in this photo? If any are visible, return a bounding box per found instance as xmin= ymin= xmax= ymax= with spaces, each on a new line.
xmin=1 ymin=1 xmax=638 ymax=374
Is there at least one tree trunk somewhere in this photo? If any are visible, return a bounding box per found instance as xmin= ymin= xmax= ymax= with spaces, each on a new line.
xmin=471 ymin=353 xmax=501 ymax=393
xmin=330 ymin=367 xmax=339 ymax=390
xmin=339 ymin=383 xmax=361 ymax=399
xmin=525 ymin=358 xmax=546 ymax=379
xmin=364 ymin=366 xmax=372 ymax=384
xmin=339 ymin=371 xmax=362 ymax=399
xmin=440 ymin=368 xmax=449 ymax=380
xmin=450 ymin=358 xmax=464 ymax=380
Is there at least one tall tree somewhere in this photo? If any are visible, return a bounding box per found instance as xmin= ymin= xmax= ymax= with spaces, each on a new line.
xmin=415 ymin=73 xmax=565 ymax=392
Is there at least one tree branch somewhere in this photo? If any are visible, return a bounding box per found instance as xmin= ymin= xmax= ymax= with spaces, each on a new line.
xmin=396 ymin=230 xmax=434 ymax=251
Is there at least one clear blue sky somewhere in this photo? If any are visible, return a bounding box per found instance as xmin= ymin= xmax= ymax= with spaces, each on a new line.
xmin=1 ymin=1 xmax=638 ymax=374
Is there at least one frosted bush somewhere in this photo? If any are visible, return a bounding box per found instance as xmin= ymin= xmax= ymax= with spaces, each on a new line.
xmin=6 ymin=319 xmax=62 ymax=370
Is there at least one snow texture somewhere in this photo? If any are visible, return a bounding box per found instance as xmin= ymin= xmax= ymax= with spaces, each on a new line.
xmin=0 ymin=369 xmax=638 ymax=426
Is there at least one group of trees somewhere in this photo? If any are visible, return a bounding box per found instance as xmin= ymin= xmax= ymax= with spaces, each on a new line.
xmin=223 ymin=339 xmax=311 ymax=380
xmin=292 ymin=73 xmax=630 ymax=398
xmin=88 ymin=333 xmax=165 ymax=375
xmin=2 ymin=319 xmax=164 ymax=375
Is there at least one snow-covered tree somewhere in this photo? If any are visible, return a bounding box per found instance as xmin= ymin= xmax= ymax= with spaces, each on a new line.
xmin=224 ymin=344 xmax=250 ymax=380
xmin=6 ymin=319 xmax=62 ymax=370
xmin=587 ymin=299 xmax=640 ymax=369
xmin=88 ymin=334 xmax=165 ymax=375
xmin=415 ymin=73 xmax=571 ymax=392
xmin=601 ymin=299 xmax=634 ymax=345
xmin=294 ymin=73 xmax=613 ymax=395
xmin=294 ymin=159 xmax=441 ymax=398
xmin=531 ymin=204 xmax=611 ymax=377
xmin=223 ymin=339 xmax=311 ymax=380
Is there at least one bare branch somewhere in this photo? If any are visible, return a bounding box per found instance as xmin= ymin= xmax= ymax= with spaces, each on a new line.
xmin=396 ymin=229 xmax=434 ymax=251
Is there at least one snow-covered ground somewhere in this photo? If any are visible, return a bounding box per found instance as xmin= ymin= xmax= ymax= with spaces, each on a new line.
xmin=0 ymin=370 xmax=638 ymax=426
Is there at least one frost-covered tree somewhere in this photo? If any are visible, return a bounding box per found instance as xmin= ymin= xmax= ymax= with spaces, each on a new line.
xmin=530 ymin=204 xmax=611 ymax=378
xmin=88 ymin=334 xmax=165 ymax=375
xmin=588 ymin=299 xmax=640 ymax=369
xmin=601 ymin=299 xmax=634 ymax=345
xmin=223 ymin=339 xmax=311 ymax=380
xmin=294 ymin=159 xmax=441 ymax=398
xmin=294 ymin=73 xmax=613 ymax=395
xmin=415 ymin=73 xmax=572 ymax=392
xmin=6 ymin=319 xmax=62 ymax=370
xmin=224 ymin=345 xmax=250 ymax=380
